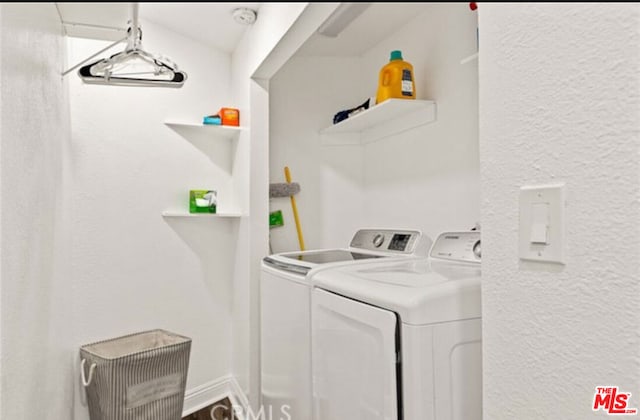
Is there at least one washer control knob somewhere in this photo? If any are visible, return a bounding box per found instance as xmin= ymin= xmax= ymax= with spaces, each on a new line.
xmin=473 ymin=240 xmax=482 ymax=260
xmin=373 ymin=234 xmax=385 ymax=248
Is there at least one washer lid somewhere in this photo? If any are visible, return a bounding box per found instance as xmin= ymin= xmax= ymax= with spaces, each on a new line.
xmin=263 ymin=248 xmax=390 ymax=275
xmin=277 ymin=249 xmax=386 ymax=264
xmin=262 ymin=228 xmax=429 ymax=275
xmin=311 ymin=258 xmax=481 ymax=325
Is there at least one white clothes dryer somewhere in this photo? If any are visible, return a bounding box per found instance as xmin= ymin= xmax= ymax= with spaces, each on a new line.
xmin=261 ymin=229 xmax=431 ymax=420
xmin=310 ymin=231 xmax=482 ymax=420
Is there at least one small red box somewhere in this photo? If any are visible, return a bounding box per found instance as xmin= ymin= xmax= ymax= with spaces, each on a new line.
xmin=219 ymin=108 xmax=239 ymax=126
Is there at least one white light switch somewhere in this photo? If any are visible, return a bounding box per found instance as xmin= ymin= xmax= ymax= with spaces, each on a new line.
xmin=519 ymin=184 xmax=565 ymax=264
xmin=530 ymin=203 xmax=549 ymax=244
xmin=530 ymin=223 xmax=548 ymax=244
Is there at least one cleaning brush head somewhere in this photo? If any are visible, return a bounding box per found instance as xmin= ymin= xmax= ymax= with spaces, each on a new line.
xmin=270 ymin=182 xmax=300 ymax=198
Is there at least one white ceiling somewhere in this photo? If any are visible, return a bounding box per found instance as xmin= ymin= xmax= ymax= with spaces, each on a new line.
xmin=56 ymin=2 xmax=261 ymax=53
xmin=141 ymin=3 xmax=260 ymax=53
xmin=57 ymin=2 xmax=130 ymax=41
xmin=295 ymin=3 xmax=431 ymax=57
xmin=56 ymin=2 xmax=429 ymax=57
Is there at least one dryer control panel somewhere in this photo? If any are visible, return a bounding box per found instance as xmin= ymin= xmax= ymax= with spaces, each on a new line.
xmin=350 ymin=229 xmax=424 ymax=255
xmin=430 ymin=231 xmax=481 ymax=263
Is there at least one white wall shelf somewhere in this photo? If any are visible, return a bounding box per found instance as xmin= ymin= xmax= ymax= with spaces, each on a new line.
xmin=164 ymin=121 xmax=244 ymax=141
xmin=319 ymin=99 xmax=436 ymax=145
xmin=163 ymin=120 xmax=245 ymax=218
xmin=161 ymin=211 xmax=242 ymax=218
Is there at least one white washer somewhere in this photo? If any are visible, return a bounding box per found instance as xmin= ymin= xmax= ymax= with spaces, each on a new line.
xmin=311 ymin=231 xmax=482 ymax=420
xmin=261 ymin=229 xmax=431 ymax=419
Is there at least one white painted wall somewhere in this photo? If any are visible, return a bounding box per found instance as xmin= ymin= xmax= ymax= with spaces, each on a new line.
xmin=269 ymin=56 xmax=367 ymax=252
xmin=67 ymin=19 xmax=237 ymax=418
xmin=360 ymin=4 xmax=479 ymax=240
xmin=231 ymin=3 xmax=311 ymax=406
xmin=270 ymin=3 xmax=479 ymax=252
xmin=0 ymin=3 xmax=332 ymax=417
xmin=0 ymin=4 xmax=73 ymax=419
xmin=479 ymin=4 xmax=640 ymax=419
xmin=230 ymin=3 xmax=343 ymax=407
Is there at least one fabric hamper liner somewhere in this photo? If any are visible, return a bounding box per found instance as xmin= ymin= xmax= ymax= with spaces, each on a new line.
xmin=80 ymin=329 xmax=192 ymax=420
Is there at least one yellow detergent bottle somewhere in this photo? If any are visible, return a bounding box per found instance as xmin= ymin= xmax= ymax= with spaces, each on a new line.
xmin=376 ymin=50 xmax=416 ymax=104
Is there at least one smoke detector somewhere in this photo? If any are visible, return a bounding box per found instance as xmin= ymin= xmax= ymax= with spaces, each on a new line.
xmin=232 ymin=8 xmax=257 ymax=25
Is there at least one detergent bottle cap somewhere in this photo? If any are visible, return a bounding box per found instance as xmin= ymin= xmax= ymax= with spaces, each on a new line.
xmin=390 ymin=50 xmax=403 ymax=61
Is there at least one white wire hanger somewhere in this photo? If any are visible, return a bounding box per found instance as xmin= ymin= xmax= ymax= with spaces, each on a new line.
xmin=66 ymin=3 xmax=187 ymax=88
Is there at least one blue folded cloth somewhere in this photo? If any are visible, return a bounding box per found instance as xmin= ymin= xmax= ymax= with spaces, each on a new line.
xmin=333 ymin=98 xmax=371 ymax=124
xmin=203 ymin=116 xmax=222 ymax=125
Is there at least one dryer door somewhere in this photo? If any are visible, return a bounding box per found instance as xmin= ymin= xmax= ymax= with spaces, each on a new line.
xmin=312 ymin=288 xmax=399 ymax=420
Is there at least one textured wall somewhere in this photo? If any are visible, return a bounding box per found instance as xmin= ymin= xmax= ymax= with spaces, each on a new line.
xmin=479 ymin=4 xmax=640 ymax=419
xmin=0 ymin=4 xmax=73 ymax=419
xmin=67 ymin=20 xmax=236 ymax=418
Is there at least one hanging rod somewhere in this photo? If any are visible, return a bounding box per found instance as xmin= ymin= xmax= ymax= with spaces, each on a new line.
xmin=62 ymin=21 xmax=127 ymax=33
xmin=129 ymin=3 xmax=141 ymax=50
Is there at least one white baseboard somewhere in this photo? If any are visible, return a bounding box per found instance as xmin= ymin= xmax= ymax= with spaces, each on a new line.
xmin=228 ymin=376 xmax=250 ymax=416
xmin=182 ymin=375 xmax=249 ymax=418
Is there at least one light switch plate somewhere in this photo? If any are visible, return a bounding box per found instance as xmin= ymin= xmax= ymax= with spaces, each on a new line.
xmin=519 ymin=184 xmax=565 ymax=264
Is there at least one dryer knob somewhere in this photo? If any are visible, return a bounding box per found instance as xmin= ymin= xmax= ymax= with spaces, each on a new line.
xmin=373 ymin=234 xmax=385 ymax=248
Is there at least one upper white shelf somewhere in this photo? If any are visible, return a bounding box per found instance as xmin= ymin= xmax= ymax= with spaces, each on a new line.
xmin=164 ymin=121 xmax=244 ymax=141
xmin=58 ymin=3 xmax=129 ymax=41
xmin=161 ymin=211 xmax=242 ymax=218
xmin=319 ymin=99 xmax=436 ymax=145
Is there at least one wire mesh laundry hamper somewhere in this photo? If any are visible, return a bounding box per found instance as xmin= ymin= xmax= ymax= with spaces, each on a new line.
xmin=80 ymin=329 xmax=192 ymax=420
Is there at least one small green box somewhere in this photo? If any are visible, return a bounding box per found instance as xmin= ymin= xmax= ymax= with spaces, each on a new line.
xmin=269 ymin=210 xmax=284 ymax=228
xmin=189 ymin=190 xmax=217 ymax=213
